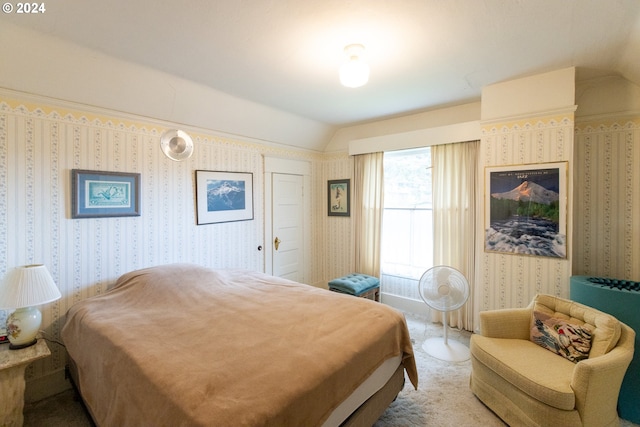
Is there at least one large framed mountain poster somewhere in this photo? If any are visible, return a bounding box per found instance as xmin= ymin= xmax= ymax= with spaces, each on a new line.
xmin=484 ymin=162 xmax=567 ymax=258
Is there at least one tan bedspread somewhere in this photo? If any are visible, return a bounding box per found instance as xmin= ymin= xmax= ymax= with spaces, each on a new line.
xmin=62 ymin=264 xmax=417 ymax=427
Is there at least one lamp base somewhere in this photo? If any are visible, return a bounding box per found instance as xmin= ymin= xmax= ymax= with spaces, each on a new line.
xmin=7 ymin=306 xmax=42 ymax=350
xmin=9 ymin=338 xmax=37 ymax=350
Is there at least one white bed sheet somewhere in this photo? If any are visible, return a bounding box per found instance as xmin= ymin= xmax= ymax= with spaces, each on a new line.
xmin=322 ymin=355 xmax=402 ymax=426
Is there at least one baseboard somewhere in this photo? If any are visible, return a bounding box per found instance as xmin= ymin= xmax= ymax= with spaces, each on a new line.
xmin=24 ymin=367 xmax=72 ymax=403
xmin=381 ymin=293 xmax=430 ymax=316
xmin=310 ymin=280 xmax=329 ymax=289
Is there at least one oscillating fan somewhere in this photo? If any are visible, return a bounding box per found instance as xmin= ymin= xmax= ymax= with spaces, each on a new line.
xmin=418 ymin=265 xmax=470 ymax=362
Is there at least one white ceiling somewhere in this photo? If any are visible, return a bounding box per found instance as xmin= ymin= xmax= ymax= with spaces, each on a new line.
xmin=4 ymin=0 xmax=640 ymax=127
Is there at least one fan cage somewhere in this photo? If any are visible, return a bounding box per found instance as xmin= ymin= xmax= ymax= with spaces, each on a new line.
xmin=418 ymin=265 xmax=469 ymax=312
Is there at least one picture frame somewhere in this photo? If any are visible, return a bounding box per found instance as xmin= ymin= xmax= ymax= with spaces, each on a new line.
xmin=195 ymin=170 xmax=254 ymax=225
xmin=484 ymin=162 xmax=567 ymax=258
xmin=72 ymin=169 xmax=141 ymax=218
xmin=328 ymin=179 xmax=350 ymax=217
xmin=0 ymin=310 xmax=8 ymax=344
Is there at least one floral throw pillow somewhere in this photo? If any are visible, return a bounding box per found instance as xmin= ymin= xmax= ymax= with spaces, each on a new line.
xmin=530 ymin=310 xmax=593 ymax=363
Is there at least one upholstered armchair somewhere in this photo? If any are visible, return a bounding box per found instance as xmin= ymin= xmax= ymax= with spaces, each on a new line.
xmin=470 ymin=294 xmax=635 ymax=427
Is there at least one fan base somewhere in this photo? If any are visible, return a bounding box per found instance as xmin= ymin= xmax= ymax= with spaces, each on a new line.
xmin=422 ymin=337 xmax=470 ymax=362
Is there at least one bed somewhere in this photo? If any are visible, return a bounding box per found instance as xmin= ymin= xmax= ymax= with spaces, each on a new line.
xmin=61 ymin=264 xmax=418 ymax=426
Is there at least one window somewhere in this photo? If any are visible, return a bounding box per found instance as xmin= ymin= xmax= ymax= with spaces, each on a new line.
xmin=381 ymin=147 xmax=432 ymax=300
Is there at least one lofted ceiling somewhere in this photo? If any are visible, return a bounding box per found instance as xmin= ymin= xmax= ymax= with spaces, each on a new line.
xmin=3 ymin=0 xmax=640 ymax=128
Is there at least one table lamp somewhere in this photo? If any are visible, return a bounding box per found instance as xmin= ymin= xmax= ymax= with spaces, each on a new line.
xmin=0 ymin=264 xmax=61 ymax=350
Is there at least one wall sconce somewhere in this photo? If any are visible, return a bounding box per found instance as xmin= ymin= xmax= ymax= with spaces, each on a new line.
xmin=339 ymin=44 xmax=370 ymax=88
xmin=0 ymin=264 xmax=61 ymax=350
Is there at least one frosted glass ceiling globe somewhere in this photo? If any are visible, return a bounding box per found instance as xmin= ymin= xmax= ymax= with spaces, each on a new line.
xmin=339 ymin=44 xmax=369 ymax=88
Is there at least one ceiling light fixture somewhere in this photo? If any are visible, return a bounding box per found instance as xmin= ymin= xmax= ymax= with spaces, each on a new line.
xmin=339 ymin=44 xmax=369 ymax=88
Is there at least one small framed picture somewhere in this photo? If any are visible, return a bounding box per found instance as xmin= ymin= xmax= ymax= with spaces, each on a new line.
xmin=72 ymin=169 xmax=141 ymax=218
xmin=195 ymin=170 xmax=254 ymax=224
xmin=328 ymin=179 xmax=350 ymax=216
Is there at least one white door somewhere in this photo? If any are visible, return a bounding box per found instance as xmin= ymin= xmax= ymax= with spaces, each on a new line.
xmin=271 ymin=173 xmax=304 ymax=281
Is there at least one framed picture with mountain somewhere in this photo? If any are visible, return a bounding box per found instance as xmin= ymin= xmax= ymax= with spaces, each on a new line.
xmin=484 ymin=162 xmax=567 ymax=258
xmin=195 ymin=170 xmax=254 ymax=225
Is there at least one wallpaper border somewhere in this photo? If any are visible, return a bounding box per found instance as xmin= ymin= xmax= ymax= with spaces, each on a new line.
xmin=481 ymin=114 xmax=574 ymax=134
xmin=0 ymin=90 xmax=327 ymax=163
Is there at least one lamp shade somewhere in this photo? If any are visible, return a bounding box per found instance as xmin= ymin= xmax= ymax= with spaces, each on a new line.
xmin=0 ymin=264 xmax=61 ymax=309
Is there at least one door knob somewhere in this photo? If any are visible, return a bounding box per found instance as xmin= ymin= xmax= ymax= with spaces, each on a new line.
xmin=274 ymin=237 xmax=281 ymax=250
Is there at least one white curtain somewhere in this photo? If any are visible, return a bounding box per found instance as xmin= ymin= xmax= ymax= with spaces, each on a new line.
xmin=432 ymin=140 xmax=479 ymax=331
xmin=353 ymin=152 xmax=384 ymax=277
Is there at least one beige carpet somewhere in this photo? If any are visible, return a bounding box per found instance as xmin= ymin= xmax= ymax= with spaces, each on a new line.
xmin=374 ymin=313 xmax=507 ymax=427
xmin=24 ymin=311 xmax=639 ymax=427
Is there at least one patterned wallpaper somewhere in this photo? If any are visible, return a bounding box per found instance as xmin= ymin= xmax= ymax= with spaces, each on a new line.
xmin=574 ymin=118 xmax=640 ymax=280
xmin=475 ymin=113 xmax=575 ymax=323
xmin=319 ymin=153 xmax=355 ymax=282
xmin=0 ymin=92 xmax=355 ymax=394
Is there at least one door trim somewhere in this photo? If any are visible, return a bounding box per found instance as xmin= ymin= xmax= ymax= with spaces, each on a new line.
xmin=264 ymin=157 xmax=311 ymax=284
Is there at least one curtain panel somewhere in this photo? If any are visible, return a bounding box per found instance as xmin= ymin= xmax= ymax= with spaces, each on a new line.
xmin=353 ymin=152 xmax=384 ymax=277
xmin=432 ymin=140 xmax=480 ymax=331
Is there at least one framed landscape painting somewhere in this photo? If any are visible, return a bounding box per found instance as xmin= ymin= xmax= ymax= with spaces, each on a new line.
xmin=72 ymin=169 xmax=141 ymax=218
xmin=195 ymin=170 xmax=253 ymax=224
xmin=484 ymin=162 xmax=567 ymax=258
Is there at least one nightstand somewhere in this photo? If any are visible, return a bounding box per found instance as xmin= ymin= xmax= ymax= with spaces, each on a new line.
xmin=0 ymin=339 xmax=50 ymax=427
